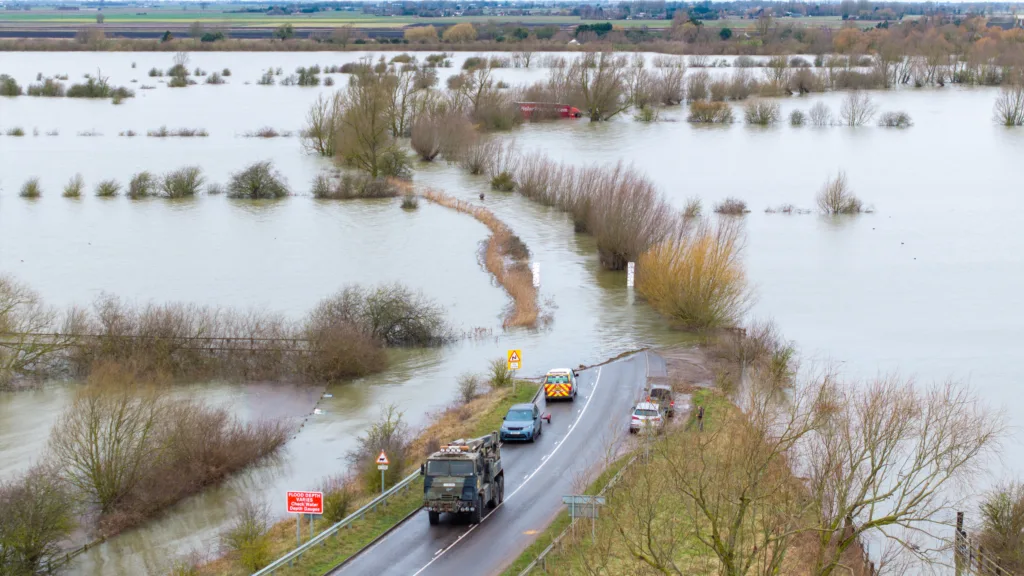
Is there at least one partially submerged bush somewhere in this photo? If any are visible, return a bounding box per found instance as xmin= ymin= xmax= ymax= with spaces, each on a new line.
xmin=26 ymin=78 xmax=65 ymax=97
xmin=490 ymin=171 xmax=515 ymax=191
xmin=790 ymin=109 xmax=806 ymax=126
xmin=808 ymin=102 xmax=833 ymax=126
xmin=743 ymin=100 xmax=781 ymax=125
xmin=347 ymin=404 xmax=410 ymax=491
xmin=226 ymin=161 xmax=290 ymax=199
xmin=221 ymin=498 xmax=273 ymax=573
xmin=62 ymin=173 xmax=85 ymax=198
xmin=714 ymin=197 xmax=749 ymax=215
xmin=839 ymin=91 xmax=876 ymax=126
xmin=688 ymin=100 xmax=734 ymax=123
xmin=0 ymin=74 xmax=22 ymax=96
xmin=401 ymin=192 xmax=418 ymax=210
xmin=994 ymin=84 xmax=1024 ymax=126
xmin=20 ymin=177 xmax=42 ymax=198
xmin=160 ymin=166 xmax=204 ymax=198
xmin=311 ymin=172 xmax=398 ymax=200
xmin=5 ymin=127 xmax=25 ymax=136
xmin=128 ymin=171 xmax=155 ymax=199
xmin=878 ymin=111 xmax=913 ymax=128
xmin=637 ymin=217 xmax=750 ymax=330
xmin=0 ymin=464 xmax=77 ymax=574
xmin=816 ymin=171 xmax=862 ymax=214
xmin=95 ymin=179 xmax=120 ymax=197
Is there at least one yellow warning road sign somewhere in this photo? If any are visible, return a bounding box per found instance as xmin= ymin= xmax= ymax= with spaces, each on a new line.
xmin=507 ymin=349 xmax=522 ymax=371
xmin=376 ymin=450 xmax=389 ymax=466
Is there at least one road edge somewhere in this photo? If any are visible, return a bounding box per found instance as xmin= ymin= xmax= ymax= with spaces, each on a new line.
xmin=324 ymin=504 xmax=425 ymax=575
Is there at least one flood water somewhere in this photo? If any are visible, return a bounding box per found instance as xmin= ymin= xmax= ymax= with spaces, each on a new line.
xmin=1 ymin=51 xmax=1023 ymax=574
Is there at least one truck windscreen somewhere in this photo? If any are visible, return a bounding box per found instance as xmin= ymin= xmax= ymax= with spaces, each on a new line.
xmin=426 ymin=460 xmax=474 ymax=476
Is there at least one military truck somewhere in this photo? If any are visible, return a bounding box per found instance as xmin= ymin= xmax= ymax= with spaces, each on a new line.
xmin=422 ymin=432 xmax=504 ymax=525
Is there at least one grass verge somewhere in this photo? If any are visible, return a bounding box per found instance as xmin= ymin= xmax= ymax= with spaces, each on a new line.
xmin=201 ymin=381 xmax=539 ymax=576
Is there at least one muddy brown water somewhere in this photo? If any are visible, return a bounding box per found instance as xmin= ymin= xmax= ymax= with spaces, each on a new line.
xmin=1 ymin=51 xmax=1022 ymax=574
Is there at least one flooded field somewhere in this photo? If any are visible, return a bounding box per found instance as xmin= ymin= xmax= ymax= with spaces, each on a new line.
xmin=2 ymin=51 xmax=1023 ymax=574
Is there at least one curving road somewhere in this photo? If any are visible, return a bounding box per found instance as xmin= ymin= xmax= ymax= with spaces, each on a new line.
xmin=329 ymin=351 xmax=663 ymax=576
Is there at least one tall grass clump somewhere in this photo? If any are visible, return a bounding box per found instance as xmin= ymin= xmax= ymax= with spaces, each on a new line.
xmin=636 ymin=217 xmax=750 ymax=330
xmin=226 ymin=161 xmax=290 ymax=199
xmin=128 ymin=171 xmax=155 ymax=199
xmin=5 ymin=127 xmax=25 ymax=136
xmin=743 ymin=100 xmax=781 ymax=125
xmin=401 ymin=192 xmax=418 ymax=210
xmin=816 ymin=171 xmax=863 ymax=214
xmin=205 ymin=72 xmax=225 ymax=85
xmin=62 ymin=174 xmax=85 ymax=198
xmin=0 ymin=74 xmax=22 ymax=96
xmin=688 ymin=101 xmax=734 ymax=123
xmin=95 ymin=179 xmax=120 ymax=197
xmin=311 ymin=172 xmax=398 ymax=200
xmin=19 ymin=178 xmax=42 ymax=198
xmin=159 ymin=167 xmax=204 ymax=198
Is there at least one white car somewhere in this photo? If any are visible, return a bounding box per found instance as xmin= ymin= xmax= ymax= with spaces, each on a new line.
xmin=629 ymin=402 xmax=664 ymax=434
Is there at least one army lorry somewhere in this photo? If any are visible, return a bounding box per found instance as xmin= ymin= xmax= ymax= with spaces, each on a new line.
xmin=422 ymin=432 xmax=504 ymax=525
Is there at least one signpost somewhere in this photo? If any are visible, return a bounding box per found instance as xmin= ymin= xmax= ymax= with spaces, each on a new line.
xmin=563 ymin=495 xmax=605 ymax=543
xmin=507 ymin=349 xmax=522 ymax=371
xmin=376 ymin=451 xmax=390 ymax=494
xmin=287 ymin=491 xmax=323 ymax=547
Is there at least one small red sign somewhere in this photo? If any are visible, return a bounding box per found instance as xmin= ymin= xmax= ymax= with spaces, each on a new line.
xmin=287 ymin=491 xmax=323 ymax=514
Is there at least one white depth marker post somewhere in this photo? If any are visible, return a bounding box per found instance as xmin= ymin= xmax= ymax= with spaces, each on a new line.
xmin=626 ymin=262 xmax=635 ymax=288
xmin=532 ymin=263 xmax=540 ymax=288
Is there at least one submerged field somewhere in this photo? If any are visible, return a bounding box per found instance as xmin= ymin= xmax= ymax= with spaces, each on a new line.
xmin=1 ymin=50 xmax=1023 ymax=575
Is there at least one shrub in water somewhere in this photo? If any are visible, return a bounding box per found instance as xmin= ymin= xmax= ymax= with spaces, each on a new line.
xmin=878 ymin=111 xmax=913 ymax=128
xmin=5 ymin=127 xmax=25 ymax=136
xmin=790 ymin=109 xmax=806 ymax=127
xmin=62 ymin=174 xmax=85 ymax=198
xmin=816 ymin=171 xmax=863 ymax=215
xmin=401 ymin=192 xmax=418 ymax=210
xmin=490 ymin=171 xmax=515 ymax=191
xmin=688 ymin=100 xmax=734 ymax=123
xmin=714 ymin=197 xmax=749 ymax=215
xmin=743 ymin=100 xmax=781 ymax=125
xmin=227 ymin=161 xmax=290 ymax=199
xmin=0 ymin=74 xmax=22 ymax=96
xmin=26 ymin=79 xmax=65 ymax=97
xmin=20 ymin=178 xmax=42 ymax=198
xmin=95 ymin=179 xmax=121 ymax=197
xmin=128 ymin=171 xmax=155 ymax=199
xmin=160 ymin=167 xmax=204 ymax=198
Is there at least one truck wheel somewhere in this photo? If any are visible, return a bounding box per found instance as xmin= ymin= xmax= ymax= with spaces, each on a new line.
xmin=470 ymin=496 xmax=483 ymax=524
xmin=428 ymin=511 xmax=440 ymax=526
xmin=498 ymin=476 xmax=505 ymax=504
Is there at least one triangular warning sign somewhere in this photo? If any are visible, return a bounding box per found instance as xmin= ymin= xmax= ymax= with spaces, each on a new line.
xmin=376 ymin=451 xmax=389 ymax=465
xmin=509 ymin=351 xmax=520 ymax=363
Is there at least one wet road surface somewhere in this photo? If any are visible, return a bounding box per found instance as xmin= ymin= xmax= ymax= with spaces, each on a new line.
xmin=330 ymin=351 xmax=656 ymax=576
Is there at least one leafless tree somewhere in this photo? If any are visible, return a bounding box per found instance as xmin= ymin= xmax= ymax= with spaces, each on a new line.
xmin=839 ymin=91 xmax=876 ymax=126
xmin=301 ymin=92 xmax=344 ymax=157
xmin=49 ymin=383 xmax=168 ymax=513
xmin=994 ymin=84 xmax=1024 ymax=126
xmin=816 ymin=171 xmax=863 ymax=215
xmin=798 ymin=376 xmax=1005 ymax=576
xmin=0 ymin=275 xmax=82 ymax=386
xmin=809 ymin=101 xmax=834 ymax=127
xmin=567 ymin=52 xmax=631 ymax=121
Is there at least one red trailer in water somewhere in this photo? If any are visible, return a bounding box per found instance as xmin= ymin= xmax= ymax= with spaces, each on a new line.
xmin=517 ymin=102 xmax=583 ymax=119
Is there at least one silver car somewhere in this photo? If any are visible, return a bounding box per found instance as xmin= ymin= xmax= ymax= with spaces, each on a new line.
xmin=629 ymin=402 xmax=664 ymax=434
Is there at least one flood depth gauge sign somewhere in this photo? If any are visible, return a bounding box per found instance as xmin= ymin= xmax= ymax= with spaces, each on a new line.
xmin=507 ymin=349 xmax=522 ymax=371
xmin=287 ymin=491 xmax=324 ymax=515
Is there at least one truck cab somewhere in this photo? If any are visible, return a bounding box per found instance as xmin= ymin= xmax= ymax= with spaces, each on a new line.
xmin=423 ymin=432 xmax=504 ymax=525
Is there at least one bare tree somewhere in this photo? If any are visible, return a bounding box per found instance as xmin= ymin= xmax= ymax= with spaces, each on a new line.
xmin=301 ymin=92 xmax=344 ymax=157
xmin=49 ymin=383 xmax=168 ymax=513
xmin=816 ymin=171 xmax=863 ymax=215
xmin=0 ymin=275 xmax=81 ymax=386
xmin=799 ymin=377 xmax=1004 ymax=576
xmin=809 ymin=101 xmax=834 ymax=127
xmin=994 ymin=84 xmax=1024 ymax=126
xmin=567 ymin=52 xmax=631 ymax=122
xmin=839 ymin=91 xmax=876 ymax=126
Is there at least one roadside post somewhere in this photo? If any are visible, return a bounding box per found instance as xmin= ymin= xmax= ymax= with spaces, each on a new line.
xmin=507 ymin=349 xmax=522 ymax=394
xmin=563 ymin=495 xmax=605 ymax=544
xmin=376 ymin=451 xmax=390 ymax=495
xmin=287 ymin=491 xmax=323 ymax=548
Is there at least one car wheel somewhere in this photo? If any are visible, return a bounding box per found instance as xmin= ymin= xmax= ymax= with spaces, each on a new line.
xmin=428 ymin=511 xmax=440 ymax=526
xmin=529 ymin=430 xmax=536 ymax=443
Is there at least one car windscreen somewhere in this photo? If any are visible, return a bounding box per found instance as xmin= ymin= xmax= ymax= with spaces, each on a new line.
xmin=635 ymin=409 xmax=660 ymax=417
xmin=505 ymin=410 xmax=533 ymax=421
xmin=650 ymin=389 xmax=671 ymax=399
xmin=426 ymin=460 xmax=475 ymax=476
xmin=544 ymin=375 xmax=569 ymax=383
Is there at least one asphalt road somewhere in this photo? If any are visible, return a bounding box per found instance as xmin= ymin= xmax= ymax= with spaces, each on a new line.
xmin=329 ymin=351 xmax=658 ymax=576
